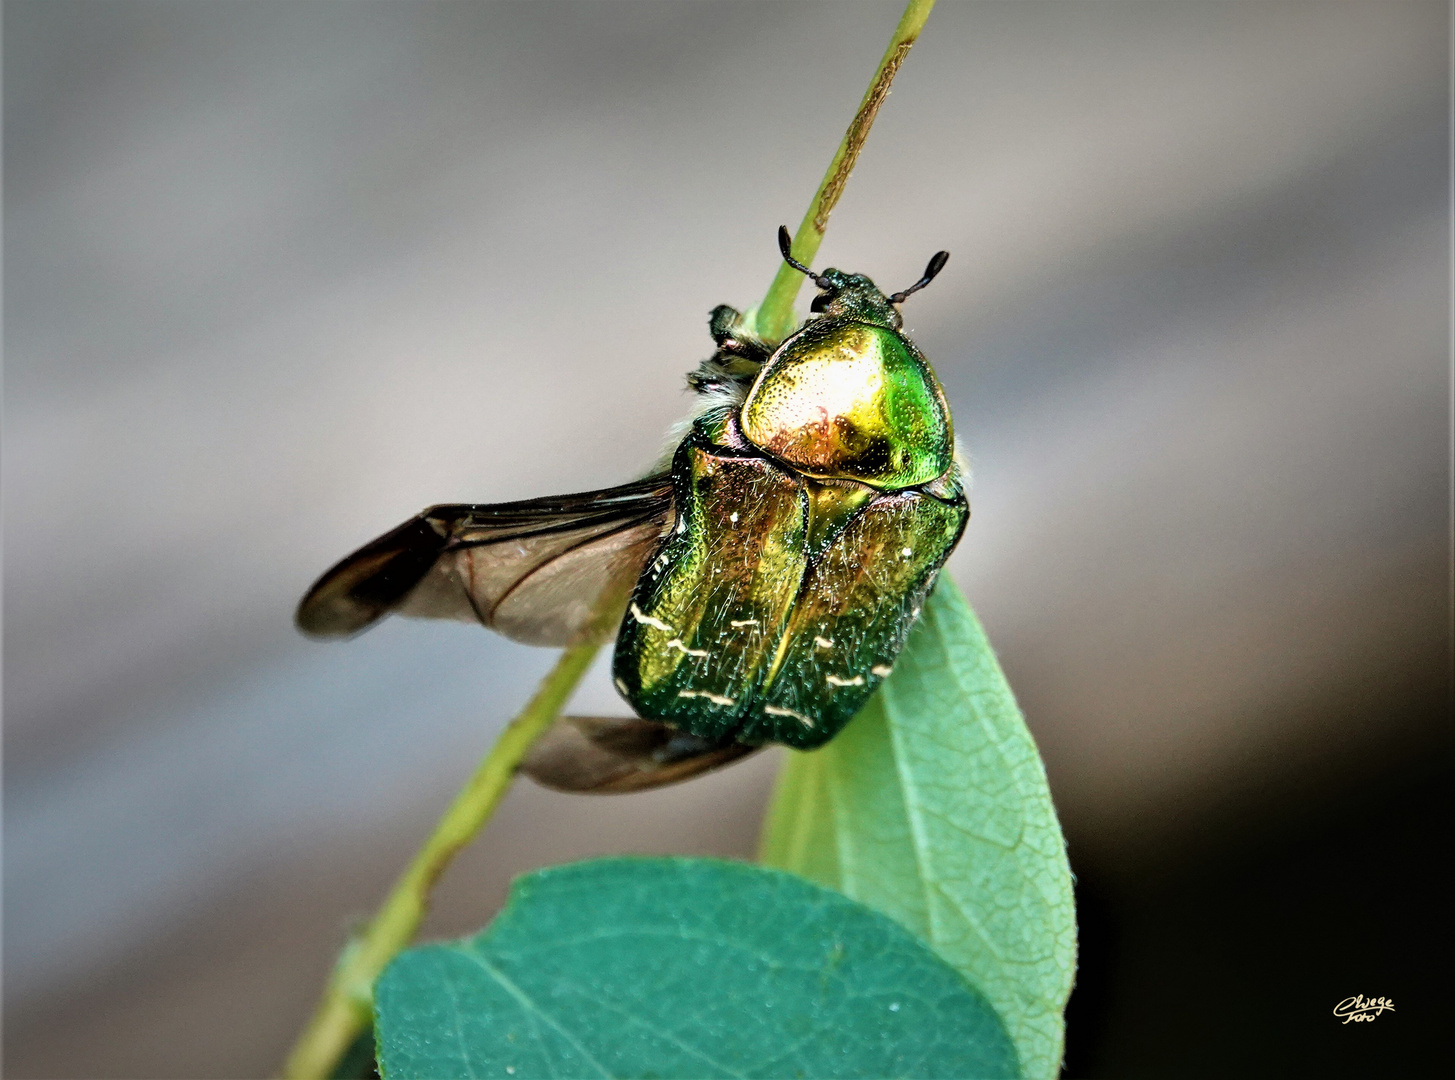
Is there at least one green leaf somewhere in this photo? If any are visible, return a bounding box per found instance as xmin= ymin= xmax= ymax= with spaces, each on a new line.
xmin=374 ymin=857 xmax=1018 ymax=1079
xmin=759 ymin=578 xmax=1076 ymax=1080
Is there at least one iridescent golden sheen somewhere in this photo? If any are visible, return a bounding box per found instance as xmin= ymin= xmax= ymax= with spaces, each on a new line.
xmin=614 ymin=429 xmax=808 ymax=746
xmin=740 ymin=319 xmax=953 ymax=490
xmin=613 ymin=411 xmax=968 ymax=749
xmin=739 ymin=486 xmax=966 ymax=746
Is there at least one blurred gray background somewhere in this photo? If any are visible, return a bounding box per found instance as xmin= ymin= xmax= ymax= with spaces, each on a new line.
xmin=4 ymin=2 xmax=1449 ymax=1077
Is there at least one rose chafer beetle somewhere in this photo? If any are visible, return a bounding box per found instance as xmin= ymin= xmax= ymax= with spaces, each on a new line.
xmin=298 ymin=228 xmax=966 ymax=791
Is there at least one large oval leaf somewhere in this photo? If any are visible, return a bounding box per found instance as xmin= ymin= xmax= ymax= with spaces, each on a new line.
xmin=759 ymin=579 xmax=1076 ymax=1079
xmin=374 ymin=857 xmax=1018 ymax=1079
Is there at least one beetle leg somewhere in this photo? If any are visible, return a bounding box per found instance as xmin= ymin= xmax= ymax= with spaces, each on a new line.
xmin=688 ymin=306 xmax=772 ymax=396
xmin=708 ymin=304 xmax=774 ymax=361
xmin=686 ymin=360 xmax=758 ymax=395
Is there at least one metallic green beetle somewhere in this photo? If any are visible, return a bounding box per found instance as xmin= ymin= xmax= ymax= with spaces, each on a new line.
xmin=298 ymin=228 xmax=967 ymax=791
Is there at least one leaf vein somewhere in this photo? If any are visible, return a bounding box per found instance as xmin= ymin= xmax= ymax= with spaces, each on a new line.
xmin=458 ymin=948 xmax=614 ymax=1078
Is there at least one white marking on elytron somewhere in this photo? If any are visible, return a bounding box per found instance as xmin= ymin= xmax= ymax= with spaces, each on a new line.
xmin=826 ymin=674 xmax=866 ymax=687
xmin=901 ymin=546 xmax=913 ymax=557
xmin=629 ymin=602 xmax=674 ymax=633
xmin=729 ymin=511 xmax=739 ymax=523
xmin=813 ymin=635 xmax=834 ymax=650
xmin=677 ymin=689 xmax=735 ymax=706
xmin=730 ymin=618 xmax=760 ymax=628
xmin=614 ymin=676 xmax=629 ymax=695
xmin=765 ymin=704 xmax=814 ymax=727
xmin=871 ymin=665 xmax=893 ymax=678
xmin=665 ymin=638 xmax=709 ymax=658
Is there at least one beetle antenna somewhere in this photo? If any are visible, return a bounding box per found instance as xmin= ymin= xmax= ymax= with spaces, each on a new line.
xmin=889 ymin=250 xmax=950 ymax=304
xmin=777 ymin=226 xmax=829 ymax=287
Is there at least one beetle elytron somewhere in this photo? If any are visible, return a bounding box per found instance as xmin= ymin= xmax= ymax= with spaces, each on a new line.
xmin=298 ymin=228 xmax=966 ymax=791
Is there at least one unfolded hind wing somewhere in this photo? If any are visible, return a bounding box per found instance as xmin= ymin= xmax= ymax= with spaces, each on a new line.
xmin=296 ymin=474 xmax=673 ymax=646
xmin=520 ymin=715 xmax=760 ymax=793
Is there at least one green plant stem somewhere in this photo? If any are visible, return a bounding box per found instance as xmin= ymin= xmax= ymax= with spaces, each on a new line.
xmin=754 ymin=0 xmax=937 ymax=342
xmin=281 ymin=633 xmax=606 ymax=1080
xmin=283 ymin=3 xmax=935 ymax=1075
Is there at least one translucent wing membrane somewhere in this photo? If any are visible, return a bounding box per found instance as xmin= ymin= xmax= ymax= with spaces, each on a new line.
xmin=520 ymin=715 xmax=759 ymax=793
xmin=296 ymin=475 xmax=673 ymax=645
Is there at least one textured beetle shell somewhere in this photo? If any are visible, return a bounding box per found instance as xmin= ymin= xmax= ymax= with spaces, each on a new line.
xmin=740 ymin=318 xmax=953 ymax=490
xmin=613 ymin=408 xmax=967 ymax=749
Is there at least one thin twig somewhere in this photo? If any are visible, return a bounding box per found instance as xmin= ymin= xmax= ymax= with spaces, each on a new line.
xmin=281 ymin=628 xmax=608 ymax=1079
xmin=754 ymin=0 xmax=936 ymax=342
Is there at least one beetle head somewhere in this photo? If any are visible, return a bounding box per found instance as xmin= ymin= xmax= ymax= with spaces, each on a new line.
xmin=776 ymin=226 xmax=949 ymax=332
xmin=806 ymin=268 xmax=900 ymax=327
